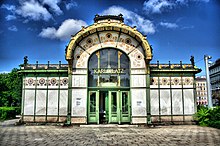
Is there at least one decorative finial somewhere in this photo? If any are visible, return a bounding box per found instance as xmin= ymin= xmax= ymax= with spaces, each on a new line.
xmin=190 ymin=56 xmax=195 ymax=67
xmin=24 ymin=56 xmax=28 ymax=65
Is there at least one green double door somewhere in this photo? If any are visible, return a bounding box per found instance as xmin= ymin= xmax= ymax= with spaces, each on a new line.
xmin=88 ymin=90 xmax=130 ymax=124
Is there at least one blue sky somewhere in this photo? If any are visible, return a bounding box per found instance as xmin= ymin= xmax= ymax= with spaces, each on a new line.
xmin=0 ymin=0 xmax=219 ymax=76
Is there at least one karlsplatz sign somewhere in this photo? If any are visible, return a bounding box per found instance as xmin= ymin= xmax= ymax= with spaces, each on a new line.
xmin=93 ymin=68 xmax=125 ymax=74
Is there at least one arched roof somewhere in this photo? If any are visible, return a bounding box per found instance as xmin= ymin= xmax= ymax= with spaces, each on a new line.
xmin=66 ymin=15 xmax=153 ymax=61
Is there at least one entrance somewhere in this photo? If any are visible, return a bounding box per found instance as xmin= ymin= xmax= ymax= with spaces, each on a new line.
xmin=88 ymin=90 xmax=130 ymax=124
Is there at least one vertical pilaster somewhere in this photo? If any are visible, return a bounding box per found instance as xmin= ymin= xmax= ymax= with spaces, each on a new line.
xmin=57 ymin=73 xmax=61 ymax=122
xmin=146 ymin=62 xmax=151 ymax=124
xmin=34 ymin=74 xmax=37 ymax=122
xmin=193 ymin=74 xmax=197 ymax=113
xmin=170 ymin=75 xmax=173 ymax=122
xmin=67 ymin=60 xmax=73 ymax=125
xmin=181 ymin=74 xmax=185 ymax=122
xmin=21 ymin=74 xmax=25 ymax=122
xmin=46 ymin=75 xmax=49 ymax=122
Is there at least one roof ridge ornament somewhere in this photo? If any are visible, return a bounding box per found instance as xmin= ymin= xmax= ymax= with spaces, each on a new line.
xmin=94 ymin=14 xmax=124 ymax=23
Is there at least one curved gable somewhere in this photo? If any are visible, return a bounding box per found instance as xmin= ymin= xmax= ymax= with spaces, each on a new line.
xmin=66 ymin=18 xmax=153 ymax=62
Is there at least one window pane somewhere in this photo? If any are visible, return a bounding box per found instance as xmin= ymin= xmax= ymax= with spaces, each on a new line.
xmin=90 ymin=92 xmax=96 ymax=112
xmin=111 ymin=92 xmax=117 ymax=112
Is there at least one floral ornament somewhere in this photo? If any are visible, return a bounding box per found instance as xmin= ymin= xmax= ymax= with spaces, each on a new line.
xmin=51 ymin=78 xmax=57 ymax=85
xmin=28 ymin=78 xmax=34 ymax=85
xmin=162 ymin=78 xmax=168 ymax=85
xmin=86 ymin=38 xmax=93 ymax=44
xmin=125 ymin=38 xmax=131 ymax=44
xmin=185 ymin=78 xmax=191 ymax=85
xmin=62 ymin=78 xmax=68 ymax=85
xmin=39 ymin=78 xmax=45 ymax=85
xmin=106 ymin=33 xmax=112 ymax=39
xmin=173 ymin=78 xmax=180 ymax=85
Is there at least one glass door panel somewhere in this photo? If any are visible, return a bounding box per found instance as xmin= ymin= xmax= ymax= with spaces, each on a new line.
xmin=88 ymin=91 xmax=99 ymax=124
xmin=109 ymin=91 xmax=119 ymax=123
xmin=120 ymin=91 xmax=130 ymax=123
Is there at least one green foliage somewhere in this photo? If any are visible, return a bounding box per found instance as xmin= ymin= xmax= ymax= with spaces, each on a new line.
xmin=195 ymin=106 xmax=220 ymax=129
xmin=0 ymin=107 xmax=21 ymax=120
xmin=0 ymin=68 xmax=22 ymax=107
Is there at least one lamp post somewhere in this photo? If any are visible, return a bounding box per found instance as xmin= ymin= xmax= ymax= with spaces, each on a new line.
xmin=204 ymin=55 xmax=212 ymax=108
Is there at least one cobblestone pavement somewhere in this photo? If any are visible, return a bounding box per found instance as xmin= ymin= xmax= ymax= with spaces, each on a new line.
xmin=0 ymin=123 xmax=220 ymax=146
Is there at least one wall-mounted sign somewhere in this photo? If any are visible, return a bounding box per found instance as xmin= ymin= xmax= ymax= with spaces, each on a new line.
xmin=137 ymin=101 xmax=142 ymax=106
xmin=93 ymin=68 xmax=125 ymax=74
xmin=76 ymin=98 xmax=81 ymax=106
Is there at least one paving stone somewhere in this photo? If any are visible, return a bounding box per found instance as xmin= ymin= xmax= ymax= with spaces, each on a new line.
xmin=0 ymin=122 xmax=220 ymax=146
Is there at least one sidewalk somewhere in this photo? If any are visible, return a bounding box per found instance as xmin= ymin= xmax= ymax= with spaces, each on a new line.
xmin=0 ymin=119 xmax=220 ymax=146
xmin=0 ymin=119 xmax=20 ymax=126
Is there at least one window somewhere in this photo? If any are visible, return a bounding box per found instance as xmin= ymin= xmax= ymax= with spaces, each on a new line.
xmin=88 ymin=48 xmax=130 ymax=87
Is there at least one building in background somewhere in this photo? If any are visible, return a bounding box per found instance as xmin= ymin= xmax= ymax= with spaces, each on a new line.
xmin=195 ymin=76 xmax=207 ymax=106
xmin=209 ymin=58 xmax=220 ymax=106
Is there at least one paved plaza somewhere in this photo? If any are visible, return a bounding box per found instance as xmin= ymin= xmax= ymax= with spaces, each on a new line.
xmin=0 ymin=120 xmax=220 ymax=146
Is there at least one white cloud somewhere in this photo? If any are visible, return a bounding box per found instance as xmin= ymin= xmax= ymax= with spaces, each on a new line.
xmin=41 ymin=0 xmax=63 ymax=15
xmin=1 ymin=4 xmax=16 ymax=11
xmin=143 ymin=0 xmax=174 ymax=14
xmin=5 ymin=15 xmax=17 ymax=21
xmin=102 ymin=6 xmax=155 ymax=34
xmin=16 ymin=0 xmax=52 ymax=21
xmin=8 ymin=25 xmax=18 ymax=32
xmin=143 ymin=0 xmax=210 ymax=14
xmin=160 ymin=22 xmax=178 ymax=29
xmin=39 ymin=19 xmax=87 ymax=41
xmin=66 ymin=0 xmax=78 ymax=10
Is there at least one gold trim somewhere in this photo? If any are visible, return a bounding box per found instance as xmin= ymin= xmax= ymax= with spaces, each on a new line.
xmin=66 ymin=22 xmax=152 ymax=61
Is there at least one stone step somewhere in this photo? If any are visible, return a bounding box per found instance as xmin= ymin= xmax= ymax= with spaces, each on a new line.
xmin=80 ymin=124 xmax=138 ymax=127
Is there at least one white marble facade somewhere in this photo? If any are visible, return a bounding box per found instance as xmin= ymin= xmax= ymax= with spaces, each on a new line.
xmin=23 ymin=77 xmax=68 ymax=121
xmin=150 ymin=77 xmax=196 ymax=118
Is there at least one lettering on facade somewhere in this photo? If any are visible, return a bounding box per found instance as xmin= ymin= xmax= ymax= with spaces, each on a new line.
xmin=93 ymin=68 xmax=125 ymax=74
xmin=76 ymin=98 xmax=81 ymax=106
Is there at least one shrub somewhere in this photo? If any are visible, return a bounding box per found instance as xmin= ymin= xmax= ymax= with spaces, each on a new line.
xmin=0 ymin=107 xmax=21 ymax=120
xmin=195 ymin=106 xmax=220 ymax=129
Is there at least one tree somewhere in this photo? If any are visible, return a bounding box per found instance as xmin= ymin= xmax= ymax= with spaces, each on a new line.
xmin=0 ymin=68 xmax=22 ymax=107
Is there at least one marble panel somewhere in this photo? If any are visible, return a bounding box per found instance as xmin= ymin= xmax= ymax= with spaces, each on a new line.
xmin=160 ymin=90 xmax=171 ymax=115
xmin=24 ymin=90 xmax=35 ymax=115
xmin=72 ymin=69 xmax=87 ymax=75
xmin=116 ymin=42 xmax=133 ymax=54
xmin=79 ymin=33 xmax=100 ymax=50
xmin=59 ymin=77 xmax=69 ymax=89
xmin=36 ymin=90 xmax=46 ymax=115
xmin=119 ymin=33 xmax=138 ymax=48
xmin=132 ymin=117 xmax=146 ymax=124
xmin=48 ymin=77 xmax=59 ymax=89
xmin=182 ymin=77 xmax=194 ymax=88
xmin=25 ymin=77 xmax=35 ymax=89
xmin=128 ymin=49 xmax=145 ymax=68
xmin=184 ymin=89 xmax=195 ymax=115
xmin=171 ymin=77 xmax=182 ymax=88
xmin=36 ymin=77 xmax=47 ymax=88
xmin=59 ymin=90 xmax=68 ymax=115
xmin=72 ymin=75 xmax=87 ymax=87
xmin=159 ymin=77 xmax=170 ymax=88
xmin=131 ymin=89 xmax=146 ymax=116
xmin=47 ymin=90 xmax=58 ymax=115
xmin=72 ymin=89 xmax=87 ymax=116
xmin=75 ymin=51 xmax=90 ymax=68
xmin=99 ymin=31 xmax=119 ymax=43
xmin=172 ymin=89 xmax=183 ymax=115
xmin=130 ymin=69 xmax=146 ymax=75
xmin=150 ymin=90 xmax=159 ymax=115
xmin=131 ymin=75 xmax=146 ymax=87
xmin=71 ymin=117 xmax=87 ymax=124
